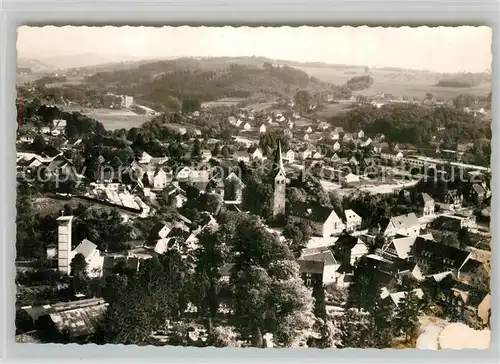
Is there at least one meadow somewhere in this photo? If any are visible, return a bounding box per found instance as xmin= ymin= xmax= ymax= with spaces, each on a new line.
xmin=298 ymin=66 xmax=492 ymax=99
xmin=201 ymin=97 xmax=247 ymax=108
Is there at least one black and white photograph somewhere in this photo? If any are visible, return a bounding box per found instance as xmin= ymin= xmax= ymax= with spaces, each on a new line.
xmin=14 ymin=25 xmax=492 ymax=349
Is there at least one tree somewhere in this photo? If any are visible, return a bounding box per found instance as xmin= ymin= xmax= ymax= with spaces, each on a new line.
xmin=312 ymin=284 xmax=327 ymax=321
xmin=190 ymin=226 xmax=229 ymax=328
xmin=294 ymin=90 xmax=312 ymax=112
xmin=282 ymin=219 xmax=312 ymax=252
xmin=192 ymin=138 xmax=202 ymax=160
xmin=182 ymin=99 xmax=201 ymax=113
xmin=392 ymin=290 xmax=421 ymax=341
xmin=70 ymin=253 xmax=88 ymax=277
xmin=102 ymin=251 xmax=191 ymax=344
xmin=458 ymin=227 xmax=471 ymax=248
xmin=32 ymin=134 xmax=47 ymax=154
xmin=229 ymin=215 xmax=313 ymax=347
xmin=221 ymin=145 xmax=231 ymax=158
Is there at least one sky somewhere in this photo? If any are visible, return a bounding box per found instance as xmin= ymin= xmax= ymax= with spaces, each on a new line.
xmin=17 ymin=26 xmax=492 ymax=73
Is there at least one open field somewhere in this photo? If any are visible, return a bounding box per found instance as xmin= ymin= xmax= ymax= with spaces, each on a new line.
xmin=243 ymin=102 xmax=275 ymax=112
xmin=298 ymin=66 xmax=492 ymax=99
xmin=57 ymin=105 xmax=154 ymax=130
xmin=201 ymin=97 xmax=247 ymax=108
xmin=314 ymin=103 xmax=354 ymax=119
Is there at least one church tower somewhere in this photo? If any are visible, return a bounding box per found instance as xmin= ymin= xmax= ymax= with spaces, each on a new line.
xmin=272 ymin=141 xmax=286 ymax=219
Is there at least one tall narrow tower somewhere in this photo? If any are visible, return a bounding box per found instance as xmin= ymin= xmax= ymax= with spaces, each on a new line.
xmin=272 ymin=141 xmax=286 ymax=218
xmin=56 ymin=215 xmax=74 ymax=274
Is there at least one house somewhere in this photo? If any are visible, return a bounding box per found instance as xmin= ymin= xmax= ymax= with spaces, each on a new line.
xmin=312 ymin=151 xmax=322 ymax=160
xmin=289 ymin=202 xmax=345 ymax=237
xmin=303 ymin=134 xmax=310 ymax=141
xmin=417 ymin=193 xmax=435 ymax=217
xmin=152 ymin=168 xmax=171 ymax=190
xmin=306 ymin=126 xmax=313 ymax=134
xmin=138 ymin=151 xmax=153 ymax=165
xmin=259 ymin=124 xmax=267 ymax=134
xmin=327 ymin=169 xmax=360 ymax=187
xmin=242 ymin=122 xmax=251 ymax=131
xmin=357 ymin=130 xmax=365 ymax=139
xmin=343 ymin=133 xmax=353 ymax=142
xmin=380 ymin=213 xmax=421 ymax=238
xmin=52 ymin=119 xmax=67 ymax=131
xmin=164 ymin=183 xmax=187 ymax=208
xmin=333 ymin=141 xmax=341 ymax=151
xmin=233 ymin=151 xmax=250 ymax=163
xmin=384 ymin=289 xmax=424 ymax=307
xmin=20 ymin=298 xmax=108 ymax=341
xmin=440 ymin=189 xmax=463 ymax=210
xmin=380 ymin=235 xmax=418 ymax=261
xmin=247 ymin=146 xmax=264 ymax=160
xmin=412 ymin=237 xmax=471 ymax=275
xmin=333 ymin=127 xmax=344 ymax=134
xmin=148 ymin=221 xmax=173 ymax=244
xmin=297 ymin=247 xmax=340 ymax=285
xmin=201 ymin=150 xmax=212 ymax=162
xmin=332 ymin=234 xmax=368 ymax=266
xmin=471 ymin=184 xmax=486 ymax=204
xmin=288 ymin=122 xmax=294 ymax=130
xmin=348 ymin=156 xmax=359 ymax=166
xmin=344 ymin=209 xmax=362 ymax=232
xmin=284 ymin=149 xmax=295 ymax=163
xmin=330 ymin=131 xmax=340 ymax=140
xmin=224 ymin=172 xmax=246 ymax=203
xmin=299 ymin=147 xmax=313 ymax=160
xmin=41 ymin=126 xmax=51 ymax=134
xmin=176 ymin=166 xmax=192 ymax=180
xmin=71 ymin=239 xmax=105 ymax=278
xmin=361 ymin=138 xmax=372 ymax=147
xmin=297 ymin=260 xmax=324 ymax=289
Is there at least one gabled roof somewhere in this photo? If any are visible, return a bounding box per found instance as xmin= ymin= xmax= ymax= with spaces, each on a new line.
xmin=297 ymin=260 xmax=324 ymax=275
xmin=298 ymin=248 xmax=338 ymax=267
xmin=472 ymin=183 xmax=486 ymax=196
xmin=334 ymin=234 xmax=365 ymax=251
xmin=385 ymin=213 xmax=421 ymax=231
xmin=74 ymin=239 xmax=98 ymax=259
xmin=389 ymin=288 xmax=424 ymax=306
xmin=420 ymin=193 xmax=434 ymax=204
xmin=290 ymin=202 xmax=339 ymax=223
xmin=390 ymin=236 xmax=417 ymax=259
xmin=413 ymin=237 xmax=470 ymax=270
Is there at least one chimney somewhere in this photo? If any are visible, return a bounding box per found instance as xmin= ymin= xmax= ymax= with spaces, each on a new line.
xmin=56 ymin=214 xmax=74 ymax=275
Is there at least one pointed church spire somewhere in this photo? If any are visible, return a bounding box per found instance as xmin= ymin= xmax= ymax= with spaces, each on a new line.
xmin=273 ymin=140 xmax=285 ymax=176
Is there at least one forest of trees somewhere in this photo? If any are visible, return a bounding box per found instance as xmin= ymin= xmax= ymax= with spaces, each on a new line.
xmin=330 ymin=103 xmax=491 ymax=146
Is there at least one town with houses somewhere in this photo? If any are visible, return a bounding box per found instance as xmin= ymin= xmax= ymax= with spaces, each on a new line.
xmin=15 ymin=27 xmax=492 ymax=350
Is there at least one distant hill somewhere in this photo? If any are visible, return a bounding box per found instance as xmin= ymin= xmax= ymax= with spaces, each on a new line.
xmin=436 ymin=72 xmax=492 ymax=88
xmin=83 ymin=59 xmax=332 ymax=106
xmin=17 ymin=57 xmax=54 ymax=71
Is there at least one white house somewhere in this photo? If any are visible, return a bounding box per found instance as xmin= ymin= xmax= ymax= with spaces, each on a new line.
xmin=330 ymin=131 xmax=340 ymax=140
xmin=333 ymin=235 xmax=369 ymax=266
xmin=176 ymin=166 xmax=192 ymax=180
xmin=382 ymin=213 xmax=421 ymax=238
xmin=248 ymin=147 xmax=264 ymax=160
xmin=285 ymin=149 xmax=295 ymax=163
xmin=233 ymin=151 xmax=251 ymax=163
xmin=201 ymin=150 xmax=212 ymax=162
xmin=242 ymin=122 xmax=252 ymax=131
xmin=357 ymin=130 xmax=365 ymax=139
xmin=333 ymin=141 xmax=341 ymax=151
xmin=306 ymin=126 xmax=313 ymax=134
xmin=259 ymin=124 xmax=267 ymax=134
xmin=298 ymin=247 xmax=340 ymax=285
xmin=312 ymin=151 xmax=322 ymax=160
xmin=361 ymin=138 xmax=372 ymax=147
xmin=290 ymin=203 xmax=345 ymax=237
xmin=50 ymin=130 xmax=61 ymax=137
xmin=288 ymin=122 xmax=294 ymax=130
xmin=299 ymin=148 xmax=313 ymax=160
xmin=303 ymin=134 xmax=310 ymax=141
xmin=153 ymin=168 xmax=170 ymax=190
xmin=344 ymin=209 xmax=362 ymax=232
xmin=41 ymin=126 xmax=51 ymax=134
xmin=70 ymin=239 xmax=104 ymax=278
